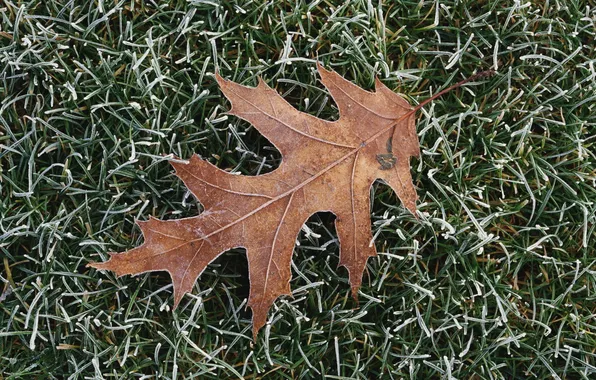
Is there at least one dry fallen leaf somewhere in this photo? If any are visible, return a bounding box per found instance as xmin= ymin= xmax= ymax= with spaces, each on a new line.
xmin=89 ymin=64 xmax=420 ymax=338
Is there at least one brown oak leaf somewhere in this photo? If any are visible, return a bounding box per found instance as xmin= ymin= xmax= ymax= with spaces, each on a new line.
xmin=89 ymin=64 xmax=420 ymax=338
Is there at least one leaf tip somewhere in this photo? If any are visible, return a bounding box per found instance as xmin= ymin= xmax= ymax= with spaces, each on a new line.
xmin=411 ymin=208 xmax=421 ymax=220
xmin=169 ymin=158 xmax=187 ymax=175
xmin=374 ymin=76 xmax=384 ymax=89
xmin=87 ymin=253 xmax=118 ymax=273
xmin=317 ymin=61 xmax=332 ymax=76
xmin=214 ymin=70 xmax=225 ymax=85
xmin=172 ymin=287 xmax=184 ymax=311
xmin=137 ymin=215 xmax=159 ymax=233
xmin=256 ymin=76 xmax=267 ymax=88
xmin=251 ymin=315 xmax=266 ymax=341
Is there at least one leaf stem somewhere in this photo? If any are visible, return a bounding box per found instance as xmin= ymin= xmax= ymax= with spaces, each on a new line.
xmin=382 ymin=69 xmax=496 ymax=167
xmin=413 ymin=69 xmax=496 ymax=112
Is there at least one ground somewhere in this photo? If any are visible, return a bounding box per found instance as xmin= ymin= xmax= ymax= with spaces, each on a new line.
xmin=1 ymin=0 xmax=595 ymax=379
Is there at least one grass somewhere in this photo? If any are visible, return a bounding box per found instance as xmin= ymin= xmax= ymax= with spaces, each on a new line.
xmin=1 ymin=0 xmax=595 ymax=378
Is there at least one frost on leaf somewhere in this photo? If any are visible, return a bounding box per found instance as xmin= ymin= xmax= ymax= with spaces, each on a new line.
xmin=88 ymin=64 xmax=420 ymax=338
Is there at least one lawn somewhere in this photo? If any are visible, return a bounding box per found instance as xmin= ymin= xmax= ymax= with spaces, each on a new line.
xmin=1 ymin=0 xmax=595 ymax=378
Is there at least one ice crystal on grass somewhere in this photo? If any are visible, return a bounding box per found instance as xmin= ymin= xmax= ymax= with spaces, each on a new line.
xmin=1 ymin=0 xmax=595 ymax=378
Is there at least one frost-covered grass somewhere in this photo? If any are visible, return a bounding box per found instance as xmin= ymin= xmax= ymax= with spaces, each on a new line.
xmin=1 ymin=0 xmax=595 ymax=378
